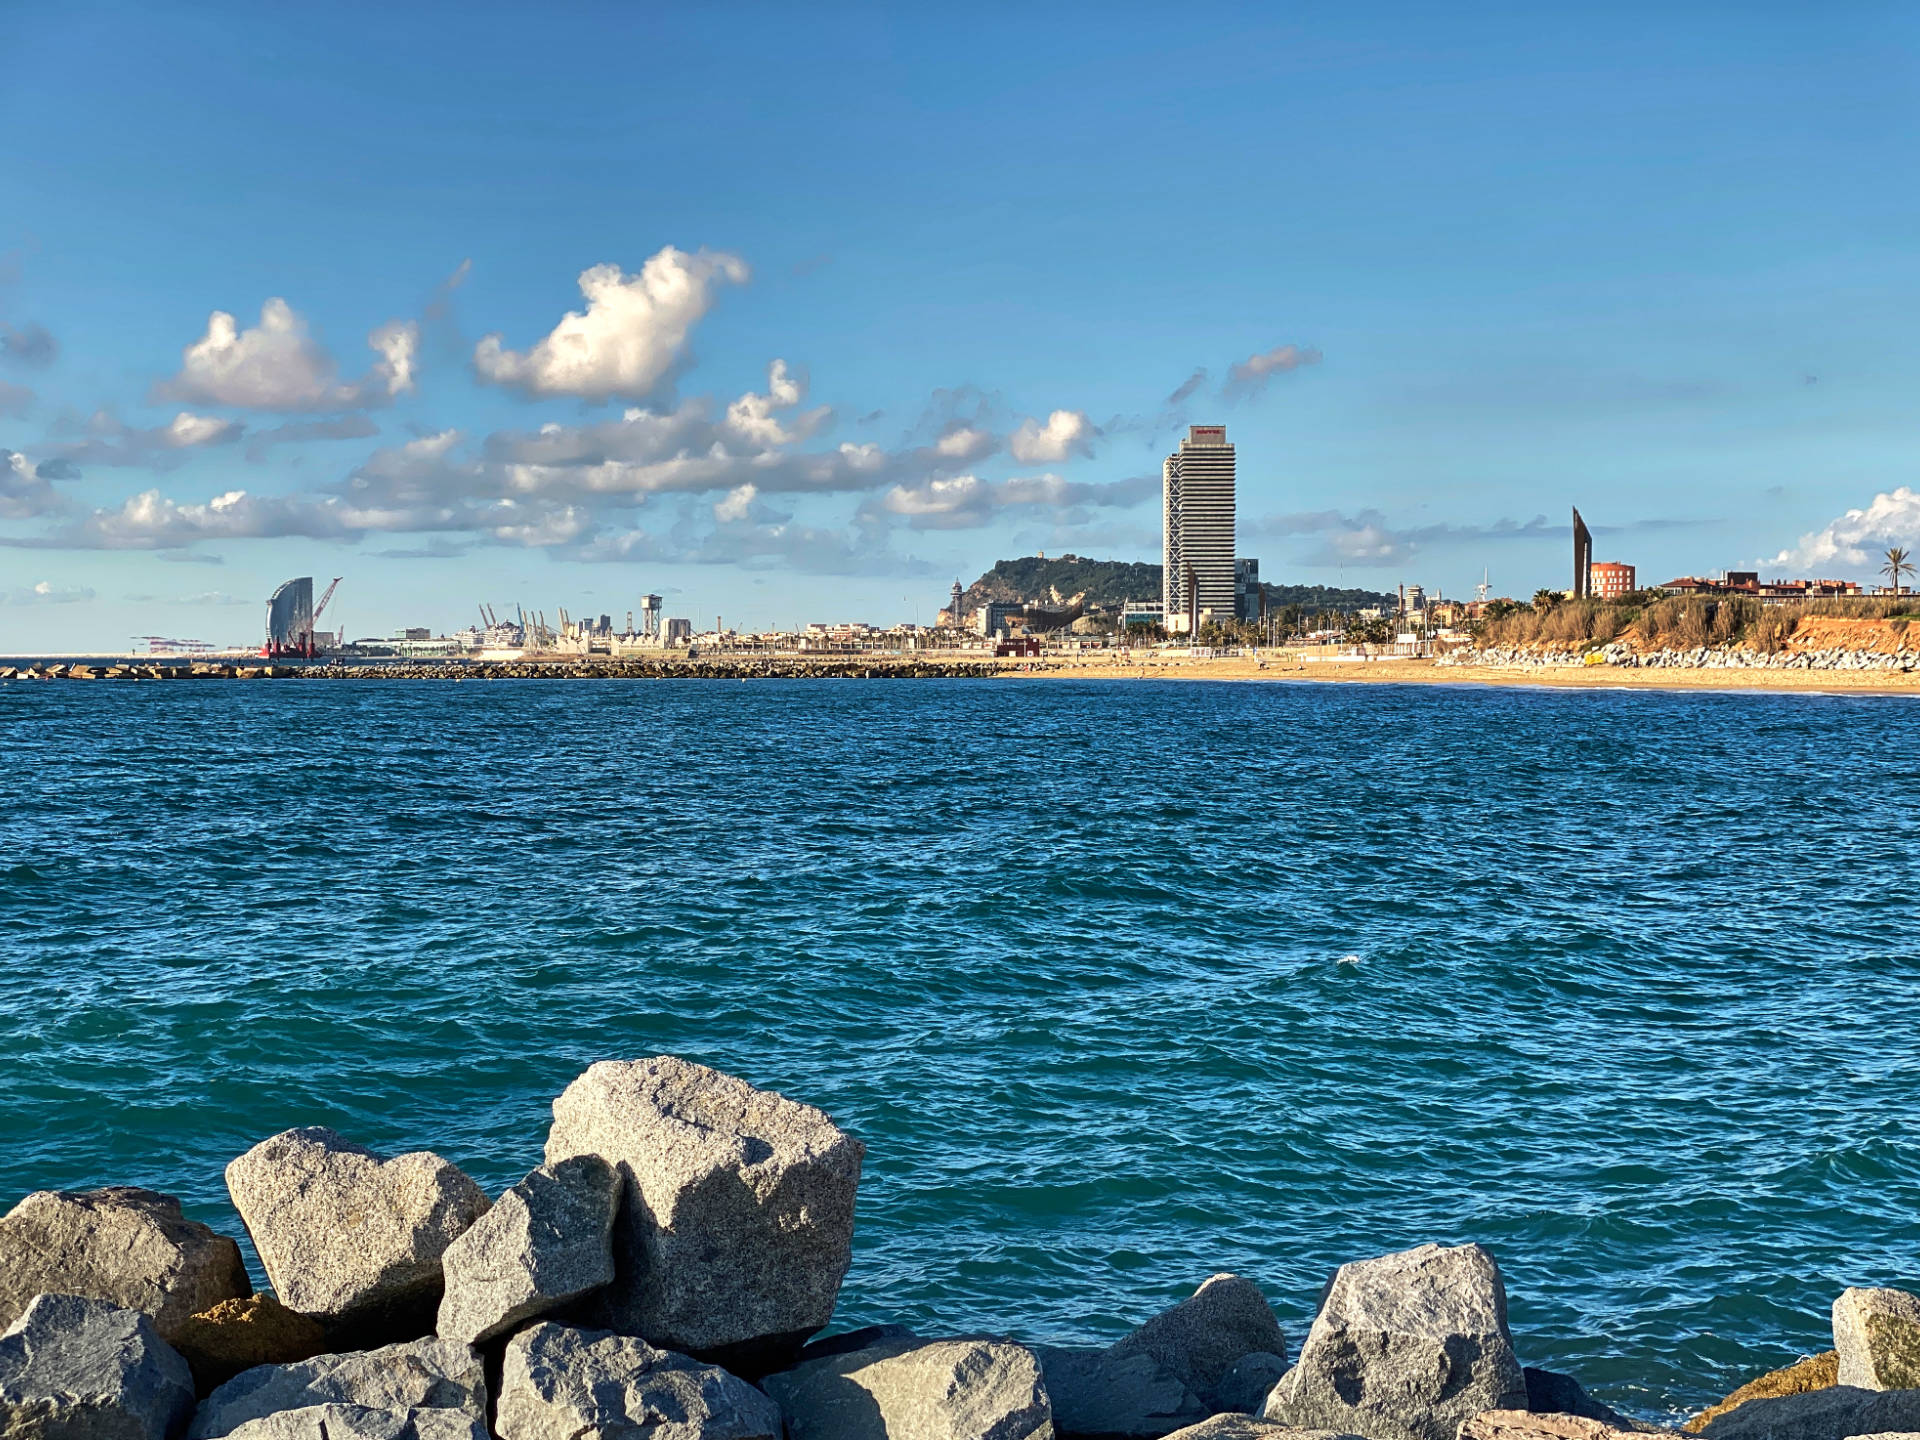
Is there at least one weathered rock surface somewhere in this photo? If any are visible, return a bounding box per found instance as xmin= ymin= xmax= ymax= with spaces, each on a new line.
xmin=1524 ymin=1369 xmax=1635 ymax=1429
xmin=1696 ymin=1387 xmax=1920 ymax=1440
xmin=435 ymin=1156 xmax=618 ymax=1345
xmin=1031 ymin=1275 xmax=1288 ymax=1437
xmin=1686 ymin=1355 xmax=1838 ymax=1434
xmin=543 ymin=1056 xmax=865 ymax=1358
xmin=1261 ymin=1242 xmax=1527 ymax=1440
xmin=1460 ymin=1412 xmax=1678 ymax=1440
xmin=0 ymin=1292 xmax=197 ymax=1440
xmin=225 ymin=1128 xmax=490 ymax=1334
xmin=170 ymin=1293 xmax=329 ymax=1394
xmin=1158 ymin=1422 xmax=1367 ymax=1440
xmin=496 ymin=1320 xmax=781 ymax=1440
xmin=0 ymin=1187 xmax=250 ymax=1343
xmin=1834 ymin=1290 xmax=1920 ymax=1391
xmin=188 ymin=1337 xmax=485 ymax=1440
xmin=764 ymin=1334 xmax=1052 ymax=1440
xmin=219 ymin=1404 xmax=486 ymax=1440
xmin=1032 ymin=1344 xmax=1203 ymax=1438
xmin=1108 ymin=1275 xmax=1288 ymax=1410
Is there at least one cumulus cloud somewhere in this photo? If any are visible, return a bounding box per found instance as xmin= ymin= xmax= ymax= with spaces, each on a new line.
xmin=1008 ymin=409 xmax=1095 ymax=464
xmin=0 ymin=580 xmax=93 ymax=605
xmin=0 ymin=322 xmax=57 ymax=367
xmin=1767 ymin=488 xmax=1920 ymax=573
xmin=1223 ymin=343 xmax=1322 ymax=400
xmin=724 ymin=360 xmax=829 ymax=447
xmin=1 ymin=450 xmax=75 ymax=519
xmin=866 ymin=471 xmax=1154 ymax=531
xmin=1245 ymin=508 xmax=1562 ymax=567
xmin=474 ymin=248 xmax=749 ymax=401
xmin=51 ymin=410 xmax=244 ymax=468
xmin=156 ymin=298 xmax=419 ymax=411
xmin=934 ymin=425 xmax=994 ymax=461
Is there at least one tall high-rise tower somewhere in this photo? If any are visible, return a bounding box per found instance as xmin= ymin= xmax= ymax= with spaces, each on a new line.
xmin=1162 ymin=425 xmax=1236 ymax=630
xmin=1572 ymin=507 xmax=1593 ymax=598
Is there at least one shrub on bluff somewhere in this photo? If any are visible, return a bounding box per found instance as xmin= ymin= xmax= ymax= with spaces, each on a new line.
xmin=225 ymin=1129 xmax=490 ymax=1339
xmin=543 ymin=1056 xmax=865 ymax=1363
xmin=0 ymin=1187 xmax=250 ymax=1345
xmin=1261 ymin=1242 xmax=1527 ymax=1440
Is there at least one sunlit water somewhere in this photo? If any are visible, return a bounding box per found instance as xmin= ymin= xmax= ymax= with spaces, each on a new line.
xmin=4 ymin=676 xmax=1918 ymax=1419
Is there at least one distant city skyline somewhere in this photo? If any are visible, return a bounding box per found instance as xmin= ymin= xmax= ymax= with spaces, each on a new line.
xmin=4 ymin=4 xmax=1920 ymax=649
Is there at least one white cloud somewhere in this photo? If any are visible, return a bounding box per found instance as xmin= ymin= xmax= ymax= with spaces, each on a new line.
xmin=935 ymin=425 xmax=994 ymax=460
xmin=1 ymin=580 xmax=94 ymax=605
xmin=48 ymin=410 xmax=242 ymax=469
xmin=724 ymin=360 xmax=829 ymax=447
xmin=474 ymin=247 xmax=749 ymax=401
xmin=157 ymin=298 xmax=419 ymax=411
xmin=1008 ymin=410 xmax=1094 ymax=463
xmin=714 ymin=483 xmax=759 ymax=523
xmin=868 ymin=471 xmax=1154 ymax=530
xmin=1224 ymin=343 xmax=1322 ymax=399
xmin=1 ymin=449 xmax=71 ymax=518
xmin=1767 ymin=488 xmax=1920 ymax=573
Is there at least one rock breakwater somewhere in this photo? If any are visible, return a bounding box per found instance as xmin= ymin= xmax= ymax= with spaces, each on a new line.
xmin=0 ymin=1054 xmax=1908 ymax=1440
xmin=0 ymin=657 xmax=998 ymax=683
xmin=1441 ymin=644 xmax=1920 ymax=674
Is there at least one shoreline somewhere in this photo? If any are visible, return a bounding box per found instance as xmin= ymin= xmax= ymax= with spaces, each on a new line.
xmin=5 ymin=653 xmax=1920 ymax=695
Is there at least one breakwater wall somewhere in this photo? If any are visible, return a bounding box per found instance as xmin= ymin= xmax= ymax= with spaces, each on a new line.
xmin=0 ymin=656 xmax=998 ymax=682
xmin=1441 ymin=643 xmax=1920 ymax=674
xmin=0 ymin=1054 xmax=1909 ymax=1440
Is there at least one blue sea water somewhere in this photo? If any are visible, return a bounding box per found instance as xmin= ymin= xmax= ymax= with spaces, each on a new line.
xmin=3 ymin=675 xmax=1919 ymax=1419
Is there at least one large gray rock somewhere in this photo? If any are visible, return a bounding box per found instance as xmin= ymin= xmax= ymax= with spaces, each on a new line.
xmin=1834 ymin=1290 xmax=1920 ymax=1390
xmin=1160 ymin=1422 xmax=1366 ymax=1440
xmin=435 ymin=1156 xmax=618 ymax=1346
xmin=188 ymin=1337 xmax=485 ymax=1440
xmin=764 ymin=1334 xmax=1052 ymax=1440
xmin=496 ymin=1320 xmax=781 ymax=1440
xmin=1523 ymin=1369 xmax=1634 ymax=1430
xmin=1261 ymin=1243 xmax=1526 ymax=1440
xmin=1032 ymin=1344 xmax=1203 ymax=1438
xmin=0 ymin=1188 xmax=251 ymax=1343
xmin=1459 ymin=1413 xmax=1673 ymax=1440
xmin=1108 ymin=1275 xmax=1288 ymax=1410
xmin=543 ymin=1057 xmax=865 ymax=1358
xmin=224 ymin=1129 xmax=490 ymax=1334
xmin=0 ymin=1292 xmax=197 ymax=1440
xmin=1698 ymin=1389 xmax=1920 ymax=1440
xmin=219 ymin=1405 xmax=486 ymax=1440
xmin=1034 ymin=1275 xmax=1288 ymax=1438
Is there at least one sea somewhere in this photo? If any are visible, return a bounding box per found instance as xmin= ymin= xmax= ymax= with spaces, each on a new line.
xmin=3 ymin=675 xmax=1919 ymax=1420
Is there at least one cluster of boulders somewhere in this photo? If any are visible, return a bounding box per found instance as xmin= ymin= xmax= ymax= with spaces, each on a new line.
xmin=1438 ymin=645 xmax=1918 ymax=673
xmin=3 ymin=1055 xmax=1916 ymax=1440
xmin=0 ymin=659 xmax=996 ymax=683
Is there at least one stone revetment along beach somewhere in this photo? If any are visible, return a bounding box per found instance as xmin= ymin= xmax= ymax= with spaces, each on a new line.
xmin=3 ymin=1056 xmax=1916 ymax=1440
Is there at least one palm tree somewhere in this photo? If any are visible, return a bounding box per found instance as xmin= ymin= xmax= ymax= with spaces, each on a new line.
xmin=1885 ymin=547 xmax=1915 ymax=598
xmin=1531 ymin=588 xmax=1562 ymax=614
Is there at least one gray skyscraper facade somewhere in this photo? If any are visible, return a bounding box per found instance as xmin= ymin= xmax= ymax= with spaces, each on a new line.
xmin=1162 ymin=425 xmax=1236 ymax=630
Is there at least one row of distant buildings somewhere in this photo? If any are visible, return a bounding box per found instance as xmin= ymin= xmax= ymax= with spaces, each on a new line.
xmin=1569 ymin=507 xmax=1866 ymax=604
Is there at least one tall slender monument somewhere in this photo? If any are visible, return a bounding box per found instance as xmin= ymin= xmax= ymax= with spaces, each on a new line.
xmin=1162 ymin=425 xmax=1236 ymax=632
xmin=1572 ymin=507 xmax=1593 ymax=598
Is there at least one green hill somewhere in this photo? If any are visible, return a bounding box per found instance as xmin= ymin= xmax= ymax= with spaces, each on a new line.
xmin=956 ymin=555 xmax=1393 ymax=615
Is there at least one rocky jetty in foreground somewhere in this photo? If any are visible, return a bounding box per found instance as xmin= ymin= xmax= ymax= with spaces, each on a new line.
xmin=0 ymin=1053 xmax=1909 ymax=1440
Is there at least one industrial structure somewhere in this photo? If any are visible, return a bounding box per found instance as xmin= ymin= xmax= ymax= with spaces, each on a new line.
xmin=262 ymin=576 xmax=340 ymax=658
xmin=1572 ymin=507 xmax=1594 ymax=598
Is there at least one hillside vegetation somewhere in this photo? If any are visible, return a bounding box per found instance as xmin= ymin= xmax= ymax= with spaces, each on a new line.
xmin=957 ymin=555 xmax=1393 ymax=615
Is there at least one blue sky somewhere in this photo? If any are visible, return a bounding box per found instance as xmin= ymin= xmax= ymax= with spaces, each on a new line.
xmin=3 ymin=2 xmax=1918 ymax=648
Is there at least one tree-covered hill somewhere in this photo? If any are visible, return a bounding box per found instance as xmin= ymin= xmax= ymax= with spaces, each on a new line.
xmin=955 ymin=555 xmax=1394 ymax=615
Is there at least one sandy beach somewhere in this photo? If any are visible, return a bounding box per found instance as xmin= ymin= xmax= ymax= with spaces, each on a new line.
xmin=1006 ymin=652 xmax=1920 ymax=696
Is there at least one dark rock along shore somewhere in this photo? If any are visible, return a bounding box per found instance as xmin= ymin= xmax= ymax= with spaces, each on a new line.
xmin=0 ymin=1055 xmax=1904 ymax=1440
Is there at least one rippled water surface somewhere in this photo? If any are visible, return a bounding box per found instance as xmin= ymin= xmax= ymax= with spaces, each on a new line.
xmin=4 ymin=676 xmax=1920 ymax=1418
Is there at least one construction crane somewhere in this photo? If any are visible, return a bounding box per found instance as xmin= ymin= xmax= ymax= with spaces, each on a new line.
xmin=314 ymin=578 xmax=341 ymax=624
